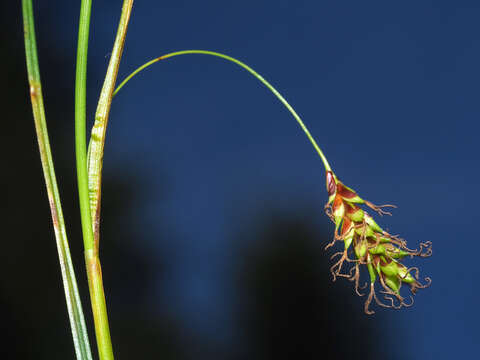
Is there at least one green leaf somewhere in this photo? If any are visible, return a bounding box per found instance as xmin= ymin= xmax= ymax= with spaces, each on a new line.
xmin=21 ymin=1 xmax=93 ymax=359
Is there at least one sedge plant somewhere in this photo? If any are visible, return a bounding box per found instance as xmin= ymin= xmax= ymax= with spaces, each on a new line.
xmin=21 ymin=0 xmax=432 ymax=359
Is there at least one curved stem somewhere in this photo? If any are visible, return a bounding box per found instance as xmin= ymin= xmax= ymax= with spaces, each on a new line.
xmin=113 ymin=50 xmax=332 ymax=172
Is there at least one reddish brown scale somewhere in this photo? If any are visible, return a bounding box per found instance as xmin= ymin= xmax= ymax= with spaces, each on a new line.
xmin=337 ymin=183 xmax=358 ymax=199
xmin=345 ymin=202 xmax=360 ymax=215
xmin=341 ymin=217 xmax=352 ymax=236
xmin=332 ymin=195 xmax=344 ymax=213
xmin=326 ymin=171 xmax=336 ymax=196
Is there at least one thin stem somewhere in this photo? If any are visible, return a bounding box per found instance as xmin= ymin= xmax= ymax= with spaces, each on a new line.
xmin=113 ymin=50 xmax=332 ymax=172
xmin=75 ymin=0 xmax=94 ymax=252
xmin=88 ymin=0 xmax=133 ymax=248
xmin=21 ymin=1 xmax=92 ymax=359
xmin=75 ymin=0 xmax=115 ymax=359
xmin=85 ymin=0 xmax=133 ymax=356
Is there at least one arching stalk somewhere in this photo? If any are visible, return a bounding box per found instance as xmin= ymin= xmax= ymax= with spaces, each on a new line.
xmin=110 ymin=50 xmax=332 ymax=172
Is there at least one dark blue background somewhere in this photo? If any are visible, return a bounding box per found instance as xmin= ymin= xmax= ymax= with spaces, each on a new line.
xmin=3 ymin=1 xmax=479 ymax=359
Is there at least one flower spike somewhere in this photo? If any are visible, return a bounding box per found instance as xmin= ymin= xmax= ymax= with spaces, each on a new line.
xmin=323 ymin=171 xmax=432 ymax=314
xmin=109 ymin=48 xmax=431 ymax=316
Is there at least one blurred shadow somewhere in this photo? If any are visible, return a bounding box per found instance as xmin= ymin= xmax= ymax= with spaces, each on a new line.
xmin=237 ymin=211 xmax=386 ymax=360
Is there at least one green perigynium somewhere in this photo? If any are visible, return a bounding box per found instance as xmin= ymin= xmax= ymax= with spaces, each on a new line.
xmin=324 ymin=171 xmax=432 ymax=314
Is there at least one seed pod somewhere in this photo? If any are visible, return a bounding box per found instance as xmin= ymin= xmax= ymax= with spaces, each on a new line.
xmin=364 ymin=213 xmax=383 ymax=233
xmin=379 ymin=236 xmax=392 ymax=244
xmin=369 ymin=244 xmax=386 ymax=256
xmin=355 ymin=240 xmax=368 ymax=258
xmin=384 ymin=274 xmax=401 ymax=293
xmin=355 ymin=224 xmax=375 ymax=238
xmin=346 ymin=203 xmax=364 ymax=222
xmin=380 ymin=259 xmax=399 ymax=277
xmin=383 ymin=243 xmax=409 ymax=259
xmin=398 ymin=265 xmax=416 ymax=284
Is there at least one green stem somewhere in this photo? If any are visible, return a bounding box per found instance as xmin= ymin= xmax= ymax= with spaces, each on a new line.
xmin=21 ymin=1 xmax=93 ymax=359
xmin=88 ymin=0 xmax=133 ymax=248
xmin=75 ymin=0 xmax=115 ymax=359
xmin=113 ymin=50 xmax=332 ymax=172
xmin=75 ymin=0 xmax=94 ymax=252
xmin=85 ymin=0 xmax=133 ymax=355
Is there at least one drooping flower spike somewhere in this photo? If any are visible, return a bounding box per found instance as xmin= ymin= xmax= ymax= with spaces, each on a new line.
xmin=109 ymin=49 xmax=432 ymax=315
xmin=324 ymin=171 xmax=432 ymax=314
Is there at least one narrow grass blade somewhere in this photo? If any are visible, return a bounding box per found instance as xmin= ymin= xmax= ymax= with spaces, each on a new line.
xmin=21 ymin=1 xmax=93 ymax=359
